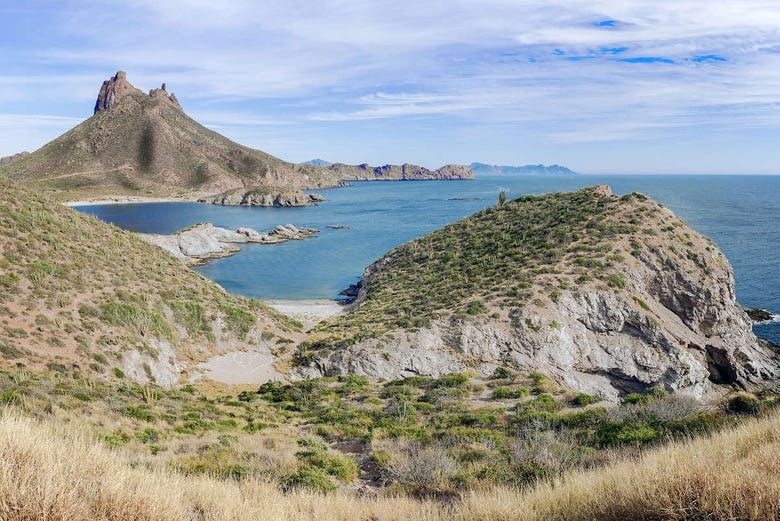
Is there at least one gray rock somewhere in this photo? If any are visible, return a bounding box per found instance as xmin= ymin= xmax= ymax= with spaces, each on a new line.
xmin=138 ymin=223 xmax=317 ymax=264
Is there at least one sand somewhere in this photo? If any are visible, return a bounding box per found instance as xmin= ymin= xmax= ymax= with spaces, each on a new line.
xmin=267 ymin=299 xmax=347 ymax=330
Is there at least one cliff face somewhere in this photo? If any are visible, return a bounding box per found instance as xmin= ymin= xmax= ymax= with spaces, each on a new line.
xmin=300 ymin=186 xmax=780 ymax=400
xmin=324 ymin=162 xmax=473 ymax=180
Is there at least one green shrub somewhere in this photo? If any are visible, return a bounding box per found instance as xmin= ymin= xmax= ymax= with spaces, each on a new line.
xmin=727 ymin=393 xmax=762 ymax=415
xmin=570 ymin=393 xmax=599 ymax=407
xmin=297 ymin=450 xmax=359 ymax=482
xmin=598 ymin=422 xmax=659 ymax=446
xmin=280 ymin=466 xmax=336 ymax=494
xmin=491 ymin=386 xmax=529 ymax=400
xmin=219 ymin=304 xmax=255 ymax=340
xmin=490 ymin=367 xmax=515 ymax=379
xmin=122 ymin=405 xmax=155 ymax=422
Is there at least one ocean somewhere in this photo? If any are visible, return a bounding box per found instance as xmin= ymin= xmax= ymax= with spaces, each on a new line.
xmin=75 ymin=175 xmax=780 ymax=344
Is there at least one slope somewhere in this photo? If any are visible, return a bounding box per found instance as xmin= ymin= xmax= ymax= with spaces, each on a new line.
xmin=0 ymin=72 xmax=339 ymax=200
xmin=0 ymin=175 xmax=302 ymax=384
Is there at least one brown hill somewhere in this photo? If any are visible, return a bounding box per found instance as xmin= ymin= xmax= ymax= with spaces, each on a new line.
xmin=0 ymin=71 xmax=340 ymax=200
xmin=0 ymin=175 xmax=302 ymax=385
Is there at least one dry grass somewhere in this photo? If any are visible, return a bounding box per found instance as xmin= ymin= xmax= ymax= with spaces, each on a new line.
xmin=2 ymin=410 xmax=780 ymax=520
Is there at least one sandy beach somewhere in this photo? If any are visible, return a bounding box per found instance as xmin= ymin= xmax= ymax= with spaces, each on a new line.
xmin=267 ymin=299 xmax=347 ymax=329
xmin=65 ymin=195 xmax=200 ymax=207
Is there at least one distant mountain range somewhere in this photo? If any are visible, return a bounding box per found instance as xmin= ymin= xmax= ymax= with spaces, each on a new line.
xmin=302 ymin=159 xmax=333 ymax=167
xmin=301 ymin=160 xmax=474 ymax=181
xmin=469 ymin=163 xmax=577 ymax=176
xmin=306 ymin=159 xmax=576 ymax=177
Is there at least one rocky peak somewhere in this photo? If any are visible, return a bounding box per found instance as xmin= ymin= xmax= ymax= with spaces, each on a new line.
xmin=94 ymin=71 xmax=181 ymax=114
xmin=149 ymin=82 xmax=182 ymax=109
xmin=94 ymin=71 xmax=142 ymax=114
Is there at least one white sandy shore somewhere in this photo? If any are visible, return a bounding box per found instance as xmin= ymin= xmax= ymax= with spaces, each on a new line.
xmin=267 ymin=299 xmax=347 ymax=329
xmin=65 ymin=195 xmax=200 ymax=207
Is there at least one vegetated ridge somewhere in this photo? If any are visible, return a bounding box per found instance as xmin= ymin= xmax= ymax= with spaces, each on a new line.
xmin=0 ymin=175 xmax=302 ymax=384
xmin=301 ymin=186 xmax=780 ymax=400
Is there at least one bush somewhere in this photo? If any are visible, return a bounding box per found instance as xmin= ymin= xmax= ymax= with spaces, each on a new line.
xmin=492 ymin=386 xmax=529 ymax=400
xmin=510 ymin=428 xmax=589 ymax=481
xmin=570 ymin=393 xmax=599 ymax=407
xmin=280 ymin=466 xmax=336 ymax=494
xmin=727 ymin=392 xmax=762 ymax=415
xmin=598 ymin=422 xmax=659 ymax=446
xmin=297 ymin=450 xmax=359 ymax=482
xmin=490 ymin=367 xmax=515 ymax=379
xmin=380 ymin=439 xmax=457 ymax=494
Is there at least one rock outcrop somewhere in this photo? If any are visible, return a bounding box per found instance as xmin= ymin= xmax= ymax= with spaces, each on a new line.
xmin=207 ymin=189 xmax=324 ymax=207
xmin=299 ymin=186 xmax=780 ymax=401
xmin=140 ymin=223 xmax=318 ymax=264
xmin=0 ymin=151 xmax=30 ymax=166
xmin=94 ymin=71 xmax=144 ymax=113
xmin=322 ymin=162 xmax=474 ymax=180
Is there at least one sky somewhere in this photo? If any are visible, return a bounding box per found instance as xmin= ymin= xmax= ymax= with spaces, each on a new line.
xmin=1 ymin=1 xmax=780 ymax=174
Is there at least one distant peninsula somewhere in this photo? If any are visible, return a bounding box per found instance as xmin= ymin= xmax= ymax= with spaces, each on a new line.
xmin=470 ymin=162 xmax=577 ymax=176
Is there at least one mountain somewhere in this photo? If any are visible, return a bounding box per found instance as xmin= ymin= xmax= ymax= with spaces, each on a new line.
xmin=0 ymin=175 xmax=301 ymax=384
xmin=324 ymin=162 xmax=473 ymax=180
xmin=0 ymin=71 xmax=340 ymax=200
xmin=300 ymin=186 xmax=779 ymax=400
xmin=470 ymin=162 xmax=577 ymax=175
xmin=302 ymin=158 xmax=333 ymax=167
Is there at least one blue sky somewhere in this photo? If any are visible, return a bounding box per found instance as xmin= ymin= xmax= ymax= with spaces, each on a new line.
xmin=2 ymin=1 xmax=780 ymax=174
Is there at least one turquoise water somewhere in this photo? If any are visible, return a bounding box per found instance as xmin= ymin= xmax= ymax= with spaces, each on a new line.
xmin=76 ymin=175 xmax=780 ymax=343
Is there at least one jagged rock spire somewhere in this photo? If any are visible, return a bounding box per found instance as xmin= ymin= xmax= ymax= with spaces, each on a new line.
xmin=94 ymin=71 xmax=181 ymax=114
xmin=94 ymin=71 xmax=141 ymax=114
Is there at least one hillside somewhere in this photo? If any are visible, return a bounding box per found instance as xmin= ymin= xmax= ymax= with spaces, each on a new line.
xmin=0 ymin=175 xmax=302 ymax=384
xmin=2 ymin=400 xmax=779 ymax=520
xmin=302 ymin=186 xmax=780 ymax=399
xmin=470 ymin=163 xmax=577 ymax=175
xmin=0 ymin=72 xmax=340 ymax=200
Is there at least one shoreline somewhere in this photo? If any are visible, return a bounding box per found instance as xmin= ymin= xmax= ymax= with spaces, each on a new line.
xmin=65 ymin=195 xmax=200 ymax=207
xmin=266 ymin=299 xmax=348 ymax=329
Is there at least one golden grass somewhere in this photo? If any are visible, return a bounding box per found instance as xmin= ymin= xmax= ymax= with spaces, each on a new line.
xmin=2 ymin=410 xmax=780 ymax=520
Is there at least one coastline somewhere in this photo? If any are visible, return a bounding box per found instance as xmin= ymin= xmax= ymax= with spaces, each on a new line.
xmin=65 ymin=195 xmax=200 ymax=207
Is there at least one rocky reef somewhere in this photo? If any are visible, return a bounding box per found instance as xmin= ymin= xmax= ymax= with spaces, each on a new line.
xmin=206 ymin=189 xmax=325 ymax=207
xmin=140 ymin=223 xmax=317 ymax=264
xmin=299 ymin=186 xmax=780 ymax=401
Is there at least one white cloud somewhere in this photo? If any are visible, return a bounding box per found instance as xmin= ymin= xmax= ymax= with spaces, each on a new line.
xmin=3 ymin=0 xmax=780 ymax=167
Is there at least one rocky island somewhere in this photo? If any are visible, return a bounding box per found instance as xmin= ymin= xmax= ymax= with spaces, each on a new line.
xmin=139 ymin=223 xmax=318 ymax=264
xmin=299 ymin=186 xmax=780 ymax=400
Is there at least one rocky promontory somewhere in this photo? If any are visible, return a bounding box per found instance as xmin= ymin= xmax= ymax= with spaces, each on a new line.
xmin=299 ymin=186 xmax=780 ymax=401
xmin=207 ymin=189 xmax=325 ymax=207
xmin=140 ymin=223 xmax=317 ymax=264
